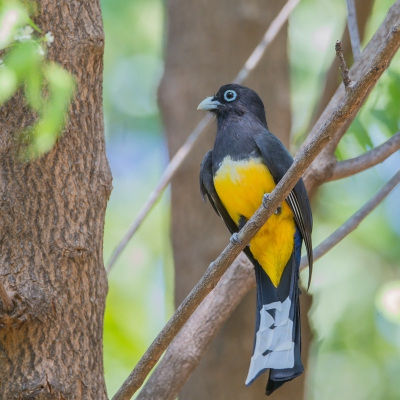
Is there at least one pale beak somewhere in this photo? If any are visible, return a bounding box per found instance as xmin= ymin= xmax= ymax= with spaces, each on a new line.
xmin=197 ymin=96 xmax=222 ymax=111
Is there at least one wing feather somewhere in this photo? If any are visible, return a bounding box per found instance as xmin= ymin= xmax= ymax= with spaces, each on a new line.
xmin=200 ymin=151 xmax=263 ymax=267
xmin=200 ymin=150 xmax=238 ymax=235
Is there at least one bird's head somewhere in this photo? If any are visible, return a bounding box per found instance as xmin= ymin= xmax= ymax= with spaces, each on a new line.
xmin=197 ymin=84 xmax=267 ymax=127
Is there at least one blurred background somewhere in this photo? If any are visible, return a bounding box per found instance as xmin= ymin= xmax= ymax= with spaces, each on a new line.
xmin=101 ymin=0 xmax=400 ymax=398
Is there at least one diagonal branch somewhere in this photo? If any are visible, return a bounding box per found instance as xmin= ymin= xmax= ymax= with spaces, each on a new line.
xmin=346 ymin=0 xmax=362 ymax=60
xmin=106 ymin=0 xmax=301 ymax=273
xmin=233 ymin=0 xmax=301 ymax=84
xmin=106 ymin=113 xmax=212 ymax=273
xmin=112 ymin=21 xmax=400 ymax=400
xmin=136 ymin=170 xmax=400 ymax=400
xmin=329 ymin=131 xmax=400 ymax=181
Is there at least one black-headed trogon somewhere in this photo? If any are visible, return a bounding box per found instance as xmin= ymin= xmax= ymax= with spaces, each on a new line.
xmin=198 ymin=84 xmax=313 ymax=396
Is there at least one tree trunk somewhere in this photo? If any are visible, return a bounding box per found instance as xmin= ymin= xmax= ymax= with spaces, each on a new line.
xmin=0 ymin=1 xmax=112 ymax=399
xmin=159 ymin=0 xmax=311 ymax=398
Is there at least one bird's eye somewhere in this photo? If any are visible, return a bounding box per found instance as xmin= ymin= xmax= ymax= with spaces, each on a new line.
xmin=224 ymin=90 xmax=237 ymax=102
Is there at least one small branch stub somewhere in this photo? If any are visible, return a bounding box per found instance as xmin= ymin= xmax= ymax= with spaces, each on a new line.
xmin=335 ymin=40 xmax=352 ymax=89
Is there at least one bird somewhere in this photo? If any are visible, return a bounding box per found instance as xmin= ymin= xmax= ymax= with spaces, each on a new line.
xmin=198 ymin=84 xmax=313 ymax=396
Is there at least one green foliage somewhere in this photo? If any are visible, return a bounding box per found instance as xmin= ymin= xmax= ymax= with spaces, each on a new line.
xmin=336 ymin=59 xmax=400 ymax=161
xmin=304 ymin=44 xmax=400 ymax=397
xmin=101 ymin=0 xmax=164 ymax=133
xmin=0 ymin=0 xmax=75 ymax=159
xmin=27 ymin=63 xmax=75 ymax=158
xmin=290 ymin=1 xmax=400 ymax=399
xmin=100 ymin=0 xmax=168 ymax=391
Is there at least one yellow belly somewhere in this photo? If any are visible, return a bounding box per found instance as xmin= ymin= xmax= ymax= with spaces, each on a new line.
xmin=214 ymin=156 xmax=295 ymax=287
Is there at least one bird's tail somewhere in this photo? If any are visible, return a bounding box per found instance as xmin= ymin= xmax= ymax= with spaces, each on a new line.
xmin=245 ymin=228 xmax=303 ymax=395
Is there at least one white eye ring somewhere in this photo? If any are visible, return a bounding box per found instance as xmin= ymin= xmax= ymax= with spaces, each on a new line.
xmin=224 ymin=90 xmax=237 ymax=102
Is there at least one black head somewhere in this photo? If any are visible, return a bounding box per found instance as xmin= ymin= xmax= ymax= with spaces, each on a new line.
xmin=197 ymin=84 xmax=268 ymax=128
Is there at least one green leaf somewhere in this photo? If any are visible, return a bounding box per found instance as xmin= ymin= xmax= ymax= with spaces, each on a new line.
xmin=5 ymin=41 xmax=44 ymax=110
xmin=348 ymin=118 xmax=374 ymax=150
xmin=0 ymin=67 xmax=17 ymax=103
xmin=0 ymin=2 xmax=29 ymax=49
xmin=371 ymin=109 xmax=389 ymax=125
xmin=0 ymin=2 xmax=75 ymax=159
xmin=27 ymin=63 xmax=75 ymax=158
xmin=6 ymin=41 xmax=41 ymax=80
xmin=334 ymin=145 xmax=345 ymax=161
xmin=26 ymin=16 xmax=42 ymax=33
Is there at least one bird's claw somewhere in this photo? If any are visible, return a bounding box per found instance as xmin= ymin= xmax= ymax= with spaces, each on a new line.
xmin=262 ymin=193 xmax=270 ymax=209
xmin=263 ymin=193 xmax=282 ymax=215
xmin=230 ymin=232 xmax=242 ymax=245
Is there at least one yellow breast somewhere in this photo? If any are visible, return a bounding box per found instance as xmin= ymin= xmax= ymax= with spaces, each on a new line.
xmin=214 ymin=156 xmax=295 ymax=287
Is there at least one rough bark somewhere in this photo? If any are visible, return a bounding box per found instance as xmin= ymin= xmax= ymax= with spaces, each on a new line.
xmin=0 ymin=1 xmax=112 ymax=399
xmin=158 ymin=1 xmax=311 ymax=399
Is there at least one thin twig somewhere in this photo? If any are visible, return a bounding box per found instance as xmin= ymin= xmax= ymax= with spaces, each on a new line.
xmin=300 ymin=169 xmax=400 ymax=269
xmin=112 ymin=24 xmax=400 ymax=399
xmin=106 ymin=114 xmax=212 ymax=272
xmin=106 ymin=0 xmax=301 ymax=273
xmin=0 ymin=279 xmax=13 ymax=313
xmin=336 ymin=40 xmax=352 ymax=89
xmin=136 ymin=170 xmax=400 ymax=400
xmin=346 ymin=0 xmax=362 ymax=60
xmin=233 ymin=0 xmax=301 ymax=83
xmin=330 ymin=131 xmax=400 ymax=181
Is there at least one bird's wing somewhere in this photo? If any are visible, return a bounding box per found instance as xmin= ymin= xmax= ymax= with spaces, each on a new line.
xmin=255 ymin=132 xmax=313 ymax=288
xmin=200 ymin=150 xmax=238 ymax=235
xmin=200 ymin=150 xmax=262 ymax=268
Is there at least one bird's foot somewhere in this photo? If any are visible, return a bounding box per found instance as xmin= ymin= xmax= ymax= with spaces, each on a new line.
xmin=262 ymin=193 xmax=270 ymax=209
xmin=263 ymin=194 xmax=282 ymax=215
xmin=230 ymin=232 xmax=242 ymax=245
